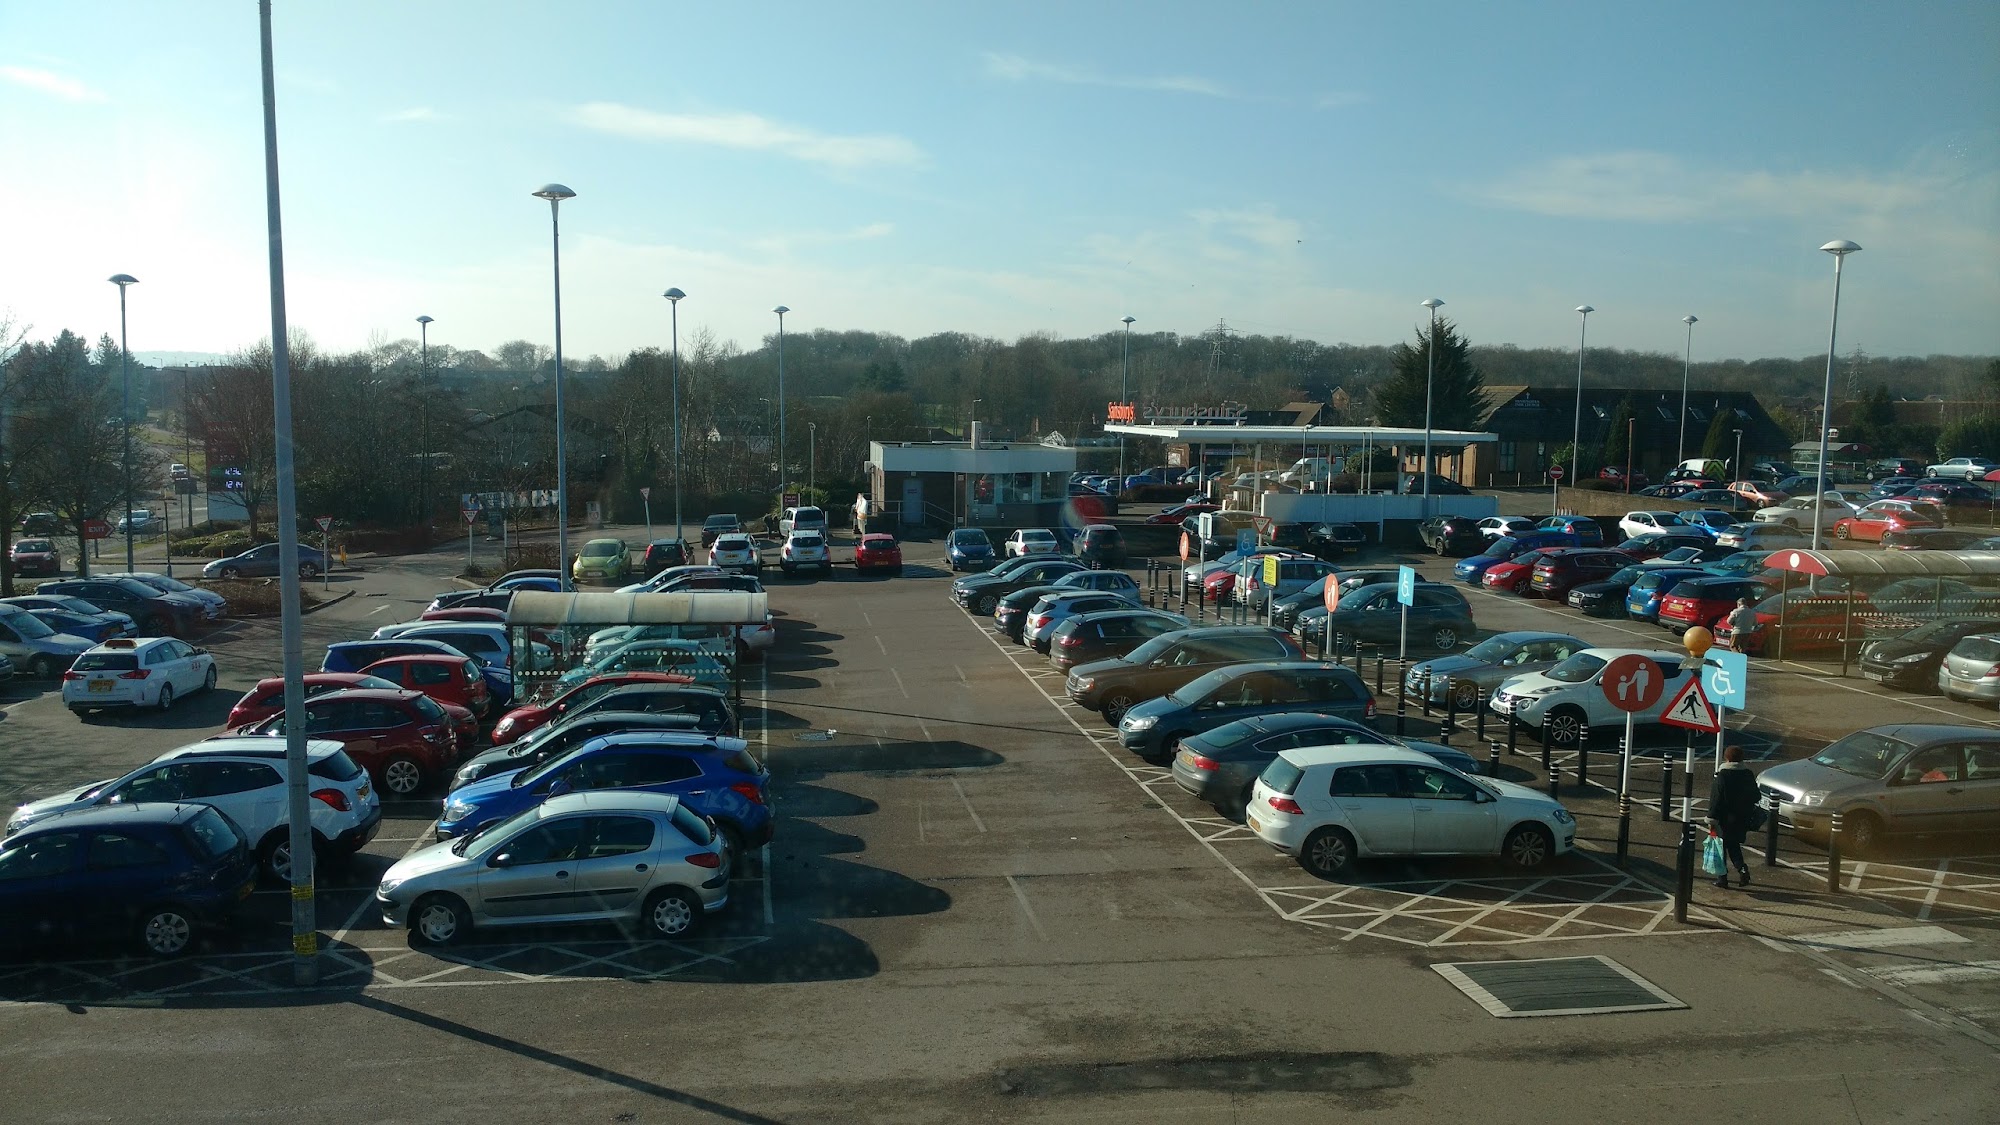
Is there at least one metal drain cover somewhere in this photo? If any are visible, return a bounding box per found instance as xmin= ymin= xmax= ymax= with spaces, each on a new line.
xmin=1432 ymin=955 xmax=1686 ymax=1018
xmin=794 ymin=731 xmax=834 ymax=742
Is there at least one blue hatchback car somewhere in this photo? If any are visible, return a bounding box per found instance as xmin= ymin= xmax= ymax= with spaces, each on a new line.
xmin=1453 ymin=530 xmax=1579 ymax=584
xmin=438 ymin=731 xmax=772 ymax=851
xmin=1624 ymin=567 xmax=1708 ymax=621
xmin=947 ymin=528 xmax=997 ymax=572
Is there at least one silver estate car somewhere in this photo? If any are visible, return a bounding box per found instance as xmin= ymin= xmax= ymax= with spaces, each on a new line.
xmin=376 ymin=791 xmax=729 ymax=945
xmin=1756 ymin=725 xmax=2000 ymax=854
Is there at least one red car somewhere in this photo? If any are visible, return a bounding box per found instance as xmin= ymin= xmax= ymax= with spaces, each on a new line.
xmin=233 ymin=687 xmax=460 ymax=796
xmin=1147 ymin=501 xmax=1219 ymax=526
xmin=1482 ymin=548 xmax=1566 ymax=595
xmin=1656 ymin=576 xmax=1773 ymax=633
xmin=854 ymin=533 xmax=904 ymax=575
xmin=418 ymin=606 xmax=508 ymax=625
xmin=1527 ymin=548 xmax=1636 ymax=600
xmin=1598 ymin=466 xmax=1647 ymax=490
xmin=488 ymin=670 xmax=699 ymax=746
xmin=8 ymin=538 xmax=61 ymax=577
xmin=1832 ymin=500 xmax=1941 ymax=542
xmin=360 ymin=653 xmax=493 ymax=719
xmin=1713 ymin=589 xmax=1867 ymax=656
xmin=228 ymin=672 xmax=481 ymax=753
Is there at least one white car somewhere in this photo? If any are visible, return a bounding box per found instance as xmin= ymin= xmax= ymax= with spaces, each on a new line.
xmin=778 ymin=505 xmax=827 ymax=538
xmin=1751 ymin=496 xmax=1855 ymax=532
xmin=781 ymin=531 xmax=831 ymax=574
xmin=1617 ymin=511 xmax=1686 ymax=541
xmin=708 ymin=533 xmax=761 ymax=572
xmin=6 ymin=737 xmax=380 ymax=880
xmin=1476 ymin=516 xmax=1535 ymax=539
xmin=61 ymin=636 xmax=216 ymax=714
xmin=1487 ymin=646 xmax=1696 ymax=747
xmin=1245 ymin=744 xmax=1575 ymax=878
xmin=1926 ymin=457 xmax=1997 ymax=481
xmin=1005 ymin=528 xmax=1062 ymax=558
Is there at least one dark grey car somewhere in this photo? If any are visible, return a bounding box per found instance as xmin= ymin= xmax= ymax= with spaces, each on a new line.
xmin=1755 ymin=724 xmax=2000 ymax=854
xmin=1403 ymin=631 xmax=1586 ymax=709
xmin=1170 ymin=712 xmax=1478 ymax=815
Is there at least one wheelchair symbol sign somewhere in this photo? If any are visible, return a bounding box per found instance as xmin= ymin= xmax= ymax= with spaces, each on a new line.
xmin=1703 ymin=649 xmax=1747 ymax=711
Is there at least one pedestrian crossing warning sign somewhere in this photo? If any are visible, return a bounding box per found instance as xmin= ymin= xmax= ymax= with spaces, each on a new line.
xmin=1659 ymin=676 xmax=1719 ymax=733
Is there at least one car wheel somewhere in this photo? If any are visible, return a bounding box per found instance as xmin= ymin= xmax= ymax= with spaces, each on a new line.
xmin=137 ymin=905 xmax=195 ymax=956
xmin=30 ymin=654 xmax=56 ymax=678
xmin=1300 ymin=827 xmax=1356 ymax=880
xmin=1840 ymin=809 xmax=1883 ymax=856
xmin=1451 ymin=679 xmax=1481 ymax=711
xmin=142 ymin=615 xmax=169 ymax=636
xmin=203 ymin=665 xmax=218 ymax=692
xmin=1781 ymin=519 xmax=1797 ymax=529
xmin=1430 ymin=625 xmax=1461 ymax=651
xmin=1546 ymin=706 xmax=1587 ymax=747
xmin=974 ymin=594 xmax=999 ymax=615
xmin=1503 ymin=824 xmax=1555 ymax=869
xmin=1150 ymin=733 xmax=1188 ymax=765
xmin=411 ymin=893 xmax=472 ymax=946
xmin=643 ymin=887 xmax=703 ymax=939
xmin=381 ymin=756 xmax=425 ymax=797
xmin=300 ymin=561 xmax=320 ymax=578
xmin=219 ymin=565 xmax=241 ymax=579
xmin=259 ymin=831 xmax=312 ymax=883
xmin=1834 ymin=524 xmax=1851 ymax=540
xmin=1102 ymin=691 xmax=1135 ymax=724
xmin=156 ymin=683 xmax=175 ymax=711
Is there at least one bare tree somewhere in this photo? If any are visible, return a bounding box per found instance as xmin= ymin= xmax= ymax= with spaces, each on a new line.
xmin=10 ymin=331 xmax=124 ymax=575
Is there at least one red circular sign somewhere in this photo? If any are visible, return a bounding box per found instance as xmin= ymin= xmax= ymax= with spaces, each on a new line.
xmin=1600 ymin=653 xmax=1666 ymax=713
xmin=1323 ymin=573 xmax=1342 ymax=613
xmin=1548 ymin=466 xmax=1565 ymax=481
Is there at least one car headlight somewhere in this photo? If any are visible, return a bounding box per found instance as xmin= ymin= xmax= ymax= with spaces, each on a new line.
xmin=1892 ymin=652 xmax=1927 ymax=664
xmin=1795 ymin=792 xmax=1826 ymax=807
xmin=378 ymin=877 xmax=405 ymax=897
xmin=1074 ymin=677 xmax=1095 ymax=691
xmin=1549 ymin=807 xmax=1574 ymax=824
xmin=1121 ymin=714 xmax=1156 ymax=731
xmin=442 ymin=798 xmax=475 ymax=821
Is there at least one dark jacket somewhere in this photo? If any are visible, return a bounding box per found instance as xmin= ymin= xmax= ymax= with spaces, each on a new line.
xmin=1708 ymin=762 xmax=1761 ymax=833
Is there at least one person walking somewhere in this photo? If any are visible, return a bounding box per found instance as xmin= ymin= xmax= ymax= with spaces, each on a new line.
xmin=1724 ymin=596 xmax=1757 ymax=652
xmin=1707 ymin=744 xmax=1761 ymax=888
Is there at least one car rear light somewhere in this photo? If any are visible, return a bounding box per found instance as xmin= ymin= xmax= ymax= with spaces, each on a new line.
xmin=1267 ymin=795 xmax=1304 ymax=815
xmin=310 ymin=788 xmax=350 ymax=812
xmin=1029 ymin=615 xmax=1049 ymax=627
xmin=1186 ymin=754 xmax=1220 ymax=771
xmin=1058 ymin=633 xmax=1082 ymax=647
xmin=1985 ymin=664 xmax=2000 ymax=679
xmin=1364 ymin=696 xmax=1377 ymax=719
xmin=119 ymin=669 xmax=151 ymax=680
xmin=62 ymin=670 xmax=84 ymax=681
xmin=728 ymin=782 xmax=766 ymax=805
xmin=686 ymin=850 xmax=722 ymax=869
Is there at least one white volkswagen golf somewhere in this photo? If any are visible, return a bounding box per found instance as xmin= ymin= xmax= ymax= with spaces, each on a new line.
xmin=61 ymin=636 xmax=217 ymax=715
xmin=1246 ymin=744 xmax=1575 ymax=879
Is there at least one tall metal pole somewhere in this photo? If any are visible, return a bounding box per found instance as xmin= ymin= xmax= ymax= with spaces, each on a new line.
xmin=809 ymin=422 xmax=817 ymax=498
xmin=533 ymin=184 xmax=577 ymax=588
xmin=1677 ymin=315 xmax=1698 ymax=465
xmin=257 ymin=0 xmax=316 ymax=987
xmin=1733 ymin=429 xmax=1744 ymax=478
xmin=664 ymin=288 xmax=685 ymax=540
xmin=1421 ymin=298 xmax=1443 ymax=515
xmin=1119 ymin=315 xmax=1134 ymax=485
xmin=417 ymin=315 xmax=432 ymax=528
xmin=109 ymin=275 xmax=138 ymax=571
xmin=773 ymin=306 xmax=789 ymax=502
xmin=1570 ymin=305 xmax=1593 ymax=477
xmin=1813 ymin=241 xmax=1860 ymax=552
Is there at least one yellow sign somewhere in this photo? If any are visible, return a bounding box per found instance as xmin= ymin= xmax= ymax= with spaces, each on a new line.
xmin=1263 ymin=554 xmax=1280 ymax=588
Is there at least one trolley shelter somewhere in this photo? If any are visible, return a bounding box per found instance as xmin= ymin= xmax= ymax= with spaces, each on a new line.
xmin=1756 ymin=548 xmax=2000 ymax=672
xmin=504 ymin=590 xmax=769 ymax=705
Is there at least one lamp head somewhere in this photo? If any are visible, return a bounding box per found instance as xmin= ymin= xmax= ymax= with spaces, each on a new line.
xmin=773 ymin=305 xmax=789 ymax=316
xmin=1120 ymin=315 xmax=1135 ymax=325
xmin=1421 ymin=298 xmax=1444 ymax=311
xmin=663 ymin=288 xmax=685 ymax=302
xmin=1682 ymin=315 xmax=1697 ymax=326
xmin=531 ymin=183 xmax=576 ymax=202
xmin=108 ymin=273 xmax=139 ymax=288
xmin=416 ymin=315 xmax=434 ymax=325
xmin=1820 ymin=239 xmax=1860 ymax=257
xmin=1576 ymin=305 xmax=1594 ymax=315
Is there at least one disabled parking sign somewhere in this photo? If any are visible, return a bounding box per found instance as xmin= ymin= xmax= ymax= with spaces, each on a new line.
xmin=1703 ymin=648 xmax=1747 ymax=711
xmin=1396 ymin=565 xmax=1416 ymax=607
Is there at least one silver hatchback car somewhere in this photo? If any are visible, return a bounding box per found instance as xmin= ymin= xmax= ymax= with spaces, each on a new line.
xmin=1755 ymin=725 xmax=2000 ymax=854
xmin=376 ymin=791 xmax=729 ymax=945
xmin=1937 ymin=634 xmax=2000 ymax=704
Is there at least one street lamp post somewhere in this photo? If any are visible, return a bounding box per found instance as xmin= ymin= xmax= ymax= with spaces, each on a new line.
xmin=808 ymin=421 xmax=817 ymax=499
xmin=531 ymin=184 xmax=576 ymax=589
xmin=416 ymin=315 xmax=433 ymax=526
xmin=1420 ymin=298 xmax=1444 ymax=514
xmin=1677 ymin=315 xmax=1698 ymax=465
xmin=772 ymin=306 xmax=789 ymax=503
xmin=663 ymin=288 xmax=685 ymax=540
xmin=1570 ymin=305 xmax=1594 ymax=480
xmin=1733 ymin=429 xmax=1744 ymax=479
xmin=1118 ymin=315 xmax=1134 ymax=485
xmin=109 ymin=274 xmax=139 ymax=571
xmin=1812 ymin=241 xmax=1861 ymax=552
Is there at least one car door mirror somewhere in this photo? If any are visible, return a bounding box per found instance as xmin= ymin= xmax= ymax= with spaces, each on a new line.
xmin=489 ymin=852 xmax=515 ymax=868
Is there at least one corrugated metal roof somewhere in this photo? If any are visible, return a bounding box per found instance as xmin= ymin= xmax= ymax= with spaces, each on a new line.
xmin=506 ymin=590 xmax=768 ymax=626
xmin=1761 ymin=549 xmax=2000 ymax=578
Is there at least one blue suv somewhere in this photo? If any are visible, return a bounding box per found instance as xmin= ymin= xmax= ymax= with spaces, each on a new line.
xmin=1453 ymin=530 xmax=1578 ymax=584
xmin=438 ymin=731 xmax=772 ymax=852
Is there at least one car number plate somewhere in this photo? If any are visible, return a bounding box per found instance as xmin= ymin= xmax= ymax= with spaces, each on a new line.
xmin=1862 ymin=670 xmax=1888 ymax=682
xmin=1245 ymin=813 xmax=1264 ymax=833
xmin=89 ymin=679 xmax=112 ymax=693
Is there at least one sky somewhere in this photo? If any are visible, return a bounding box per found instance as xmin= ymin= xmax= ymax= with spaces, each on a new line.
xmin=2 ymin=1 xmax=1996 ymax=367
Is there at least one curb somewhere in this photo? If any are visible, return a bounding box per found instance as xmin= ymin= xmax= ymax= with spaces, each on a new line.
xmin=220 ymin=588 xmax=357 ymax=621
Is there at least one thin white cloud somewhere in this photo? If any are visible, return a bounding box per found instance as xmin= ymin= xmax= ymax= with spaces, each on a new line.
xmin=1313 ymin=91 xmax=1369 ymax=110
xmin=0 ymin=65 xmax=106 ymax=103
xmin=982 ymin=52 xmax=1234 ymax=98
xmin=574 ymin=102 xmax=922 ymax=169
xmin=1472 ymin=151 xmax=1936 ymax=222
xmin=749 ymin=221 xmax=895 ymax=255
xmin=1191 ymin=207 xmax=1304 ymax=252
xmin=382 ymin=107 xmax=445 ymax=123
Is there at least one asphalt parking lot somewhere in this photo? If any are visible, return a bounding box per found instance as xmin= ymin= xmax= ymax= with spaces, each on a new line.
xmin=2 ymin=535 xmax=1998 ymax=1122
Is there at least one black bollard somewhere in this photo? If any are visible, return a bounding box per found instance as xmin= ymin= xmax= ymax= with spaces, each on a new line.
xmin=1575 ymin=726 xmax=1590 ymax=788
xmin=1659 ymin=757 xmax=1674 ymax=822
xmin=1763 ymin=793 xmax=1781 ymax=866
xmin=1506 ymin=709 xmax=1518 ymax=755
xmin=1547 ymin=772 xmax=1559 ymax=801
xmin=1486 ymin=739 xmax=1501 ymax=778
xmin=1421 ymin=672 xmax=1434 ymax=718
xmin=1826 ymin=810 xmax=1843 ymax=894
xmin=1374 ymin=651 xmax=1385 ymax=696
xmin=1440 ymin=684 xmax=1456 ymax=745
xmin=1475 ymin=694 xmax=1487 ymax=743
xmin=1395 ymin=674 xmax=1407 ymax=737
xmin=1674 ymin=822 xmax=1696 ymax=923
xmin=1538 ymin=718 xmax=1551 ymax=773
xmin=1615 ymin=793 xmax=1632 ymax=868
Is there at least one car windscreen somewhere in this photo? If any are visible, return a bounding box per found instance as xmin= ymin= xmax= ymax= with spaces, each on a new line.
xmin=4 ymin=610 xmax=56 ymax=639
xmin=1809 ymin=731 xmax=1913 ymax=780
xmin=113 ymin=579 xmax=163 ymax=597
xmin=1543 ymin=652 xmax=1608 ymax=684
xmin=184 ymin=807 xmax=244 ymax=859
xmin=1166 ymin=667 xmax=1237 ymax=705
xmin=1121 ymin=633 xmax=1181 ymax=665
xmin=1952 ymin=637 xmax=2000 ymax=663
xmin=1462 ymin=636 xmax=1518 ymax=663
xmin=1258 ymin=756 xmax=1304 ymax=795
xmin=410 ymin=695 xmax=449 ymax=722
xmin=1482 ymin=536 xmax=1518 ymax=558
xmin=581 ymin=542 xmax=621 ymax=557
xmin=70 ymin=650 xmax=136 ymax=671
xmin=1609 ymin=566 xmax=1645 ymax=584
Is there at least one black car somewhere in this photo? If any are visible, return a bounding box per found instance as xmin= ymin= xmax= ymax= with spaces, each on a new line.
xmin=993 ymin=584 xmax=1073 ymax=644
xmin=1115 ymin=662 xmax=1376 ymax=761
xmin=36 ymin=577 xmax=201 ymax=637
xmin=1399 ymin=473 xmax=1470 ymax=496
xmin=1885 ymin=528 xmax=1989 ymax=551
xmin=451 ymin=709 xmax=708 ymax=789
xmin=1049 ymin=608 xmax=1192 ymax=672
xmin=1858 ymin=619 xmax=2000 ymax=692
xmin=427 ymin=569 xmax=563 ymax=612
xmin=1065 ymin=625 xmax=1305 ymax=723
xmin=1286 ymin=569 xmax=1409 ymax=635
xmin=951 ymin=558 xmax=1088 ymax=615
xmin=0 ymin=802 xmax=257 ymax=958
xmin=642 ymin=539 xmax=692 ymax=577
xmin=1303 ymin=581 xmax=1474 ymax=652
xmin=1418 ymin=515 xmax=1486 ymax=556
xmin=1872 ymin=458 xmax=1927 ymax=479
xmin=1294 ymin=523 xmax=1366 ymax=559
xmin=1075 ymin=524 xmax=1126 ymax=568
xmin=1566 ymin=564 xmax=1645 ymax=617
xmin=700 ymin=514 xmax=742 ymax=547
xmin=1169 ymin=712 xmax=1479 ymax=816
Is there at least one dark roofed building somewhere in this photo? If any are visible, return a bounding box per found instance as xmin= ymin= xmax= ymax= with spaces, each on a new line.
xmin=1449 ymin=387 xmax=1789 ymax=487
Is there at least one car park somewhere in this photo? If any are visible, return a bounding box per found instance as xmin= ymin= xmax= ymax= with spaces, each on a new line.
xmin=1924 ymin=457 xmax=1997 ymax=481
xmin=780 ymin=530 xmax=832 ymax=575
xmin=1679 ymin=489 xmax=1758 ymax=512
xmin=19 ymin=605 xmax=127 ymax=643
xmin=1869 ymin=477 xmax=1920 ymax=500
xmin=6 ymin=737 xmax=379 ymax=881
xmin=38 ymin=577 xmax=204 ymax=637
xmin=61 ymin=636 xmax=216 ymax=714
xmin=1756 ymin=725 xmax=2000 ymax=854
xmin=1615 ymin=532 xmax=1715 ymax=560
xmin=543 ymin=640 xmax=732 ymax=693
xmin=778 ymin=506 xmax=827 ymax=537
xmin=1752 ymin=496 xmax=1855 ymax=534
xmin=378 ymin=791 xmax=731 ymax=946
xmin=640 ymin=539 xmax=691 ymax=578
xmin=707 ymin=532 xmax=762 ymax=572
xmin=1713 ymin=588 xmax=1868 ymax=656
xmin=1147 ymin=501 xmax=1218 ymax=526
xmin=1488 ymin=646 xmax=1697 ymax=745
xmin=1452 ymin=530 xmax=1578 ymax=584
xmin=9 ymin=537 xmax=61 ymax=577
xmin=1004 ymin=528 xmax=1063 ymax=558
xmin=1533 ymin=515 xmax=1604 ymax=546
xmin=1 ymin=594 xmax=135 ymax=637
xmin=1858 ymin=620 xmax=2000 ymax=691
xmin=225 ymin=672 xmax=473 ymax=749
xmin=1871 ymin=458 xmax=1926 ymax=479
xmin=854 ymin=532 xmax=904 ymax=575
xmin=239 ymin=688 xmax=462 ymax=796
xmin=1404 ymin=631 xmax=1587 ymax=709
xmin=952 ymin=557 xmax=1086 ymax=615
xmin=1833 ymin=500 xmax=1942 ymax=542
xmin=700 ymin=513 xmax=742 ymax=546
xmin=1066 ymin=625 xmax=1305 ymax=723
xmin=1623 ymin=567 xmax=1711 ymax=622
xmin=418 ymin=605 xmax=508 ymax=626
xmin=572 ymin=538 xmax=631 ymax=584
xmin=1905 ymin=480 xmax=1992 ymax=506
xmin=1657 ymin=576 xmax=1774 ymax=633
xmin=454 ymin=709 xmax=713 ymax=789
xmin=1246 ymin=745 xmax=1575 ymax=878
xmin=0 ymin=603 xmax=95 ymax=678
xmin=1235 ymin=556 xmax=1340 ymax=609
xmin=1117 ymin=661 xmax=1375 ymax=762
xmin=1675 ymin=510 xmax=1740 ymax=537
xmin=0 ymin=802 xmax=258 ymax=958
xmin=1307 ymin=581 xmax=1474 ymax=652
xmin=1170 ymin=713 xmax=1478 ymax=816
xmin=104 ymin=572 xmax=227 ymax=621
xmin=201 ymin=542 xmax=327 ymax=580
xmin=945 ymin=528 xmax=997 ymax=571
xmin=1048 ymin=609 xmax=1191 ymax=672
xmin=1074 ymin=524 xmax=1126 ymax=568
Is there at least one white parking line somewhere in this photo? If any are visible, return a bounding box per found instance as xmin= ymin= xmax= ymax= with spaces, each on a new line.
xmin=330 ymin=822 xmax=435 ymax=945
xmin=949 ymin=777 xmax=987 ymax=833
xmin=889 ymin=667 xmax=910 ymax=698
xmin=1004 ymin=874 xmax=1048 ymax=940
xmin=756 ymin=655 xmax=775 ymax=928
